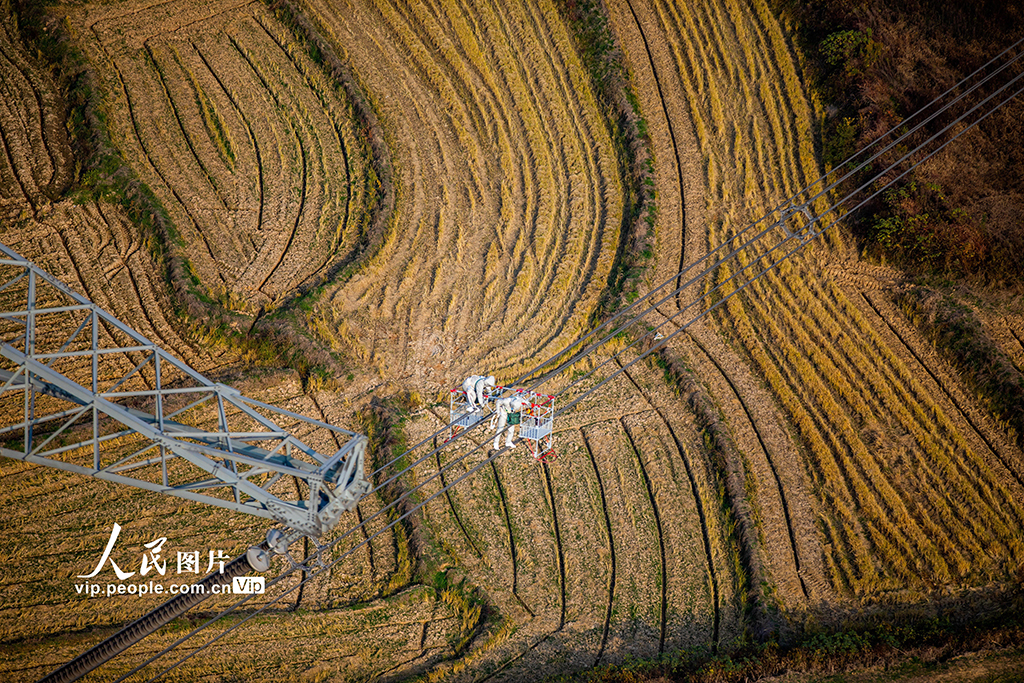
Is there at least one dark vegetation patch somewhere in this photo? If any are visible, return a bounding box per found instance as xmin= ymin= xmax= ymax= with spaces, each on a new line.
xmin=772 ymin=0 xmax=1024 ymax=286
xmin=554 ymin=586 xmax=1024 ymax=683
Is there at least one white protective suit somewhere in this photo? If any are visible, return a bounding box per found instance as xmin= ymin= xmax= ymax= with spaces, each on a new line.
xmin=462 ymin=375 xmax=496 ymax=412
xmin=492 ymin=395 xmax=529 ymax=449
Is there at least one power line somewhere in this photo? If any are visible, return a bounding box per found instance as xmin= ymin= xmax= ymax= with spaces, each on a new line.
xmin=366 ymin=34 xmax=1024 ymax=482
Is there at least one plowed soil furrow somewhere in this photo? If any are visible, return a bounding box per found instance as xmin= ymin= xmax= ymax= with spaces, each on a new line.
xmin=249 ymin=12 xmax=358 ymax=293
xmin=0 ymin=47 xmax=51 ymax=194
xmin=581 ymin=421 xmax=661 ymax=660
xmin=86 ymin=201 xmax=202 ymax=363
xmin=1010 ymin=326 xmax=1024 ymax=359
xmin=424 ymin=429 xmax=486 ymax=565
xmin=0 ymin=102 xmax=37 ymax=210
xmin=426 ymin=421 xmax=540 ymax=620
xmin=115 ymin=43 xmax=242 ymax=258
xmin=439 ymin=449 xmax=527 ymax=602
xmin=50 ymin=227 xmax=152 ymax=388
xmin=503 ymin=461 xmax=564 ymax=624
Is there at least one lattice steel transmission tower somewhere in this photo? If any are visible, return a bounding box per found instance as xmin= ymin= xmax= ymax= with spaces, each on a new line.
xmin=0 ymin=243 xmax=369 ymax=537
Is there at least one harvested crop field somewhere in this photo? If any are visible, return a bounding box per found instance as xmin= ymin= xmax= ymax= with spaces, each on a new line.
xmin=0 ymin=2 xmax=74 ymax=214
xmin=62 ymin=0 xmax=372 ymax=310
xmin=1 ymin=0 xmax=1023 ymax=680
xmin=606 ymin=0 xmax=1024 ymax=605
xmin=300 ymin=0 xmax=623 ymax=386
xmin=403 ymin=358 xmax=745 ymax=677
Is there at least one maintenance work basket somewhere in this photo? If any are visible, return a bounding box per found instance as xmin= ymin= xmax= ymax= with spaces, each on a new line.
xmin=447 ymin=384 xmax=502 ymax=442
xmin=517 ymin=392 xmax=555 ymax=461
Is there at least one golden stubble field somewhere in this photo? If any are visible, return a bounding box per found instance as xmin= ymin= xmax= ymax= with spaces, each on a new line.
xmin=1 ymin=0 xmax=735 ymax=679
xmin=57 ymin=0 xmax=374 ymax=312
xmin=298 ymin=0 xmax=625 ymax=389
xmin=0 ymin=2 xmax=452 ymax=678
xmin=605 ymin=0 xmax=1024 ymax=607
xmin=1 ymin=0 xmax=1023 ymax=680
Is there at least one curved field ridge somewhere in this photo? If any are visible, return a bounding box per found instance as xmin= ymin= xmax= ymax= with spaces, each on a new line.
xmin=302 ymin=0 xmax=623 ymax=385
xmin=63 ymin=0 xmax=370 ymax=309
xmin=606 ymin=0 xmax=829 ymax=614
xmin=608 ymin=0 xmax=1024 ymax=603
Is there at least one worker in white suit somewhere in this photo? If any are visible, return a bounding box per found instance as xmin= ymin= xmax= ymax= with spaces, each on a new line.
xmin=492 ymin=394 xmax=529 ymax=450
xmin=462 ymin=375 xmax=496 ymax=412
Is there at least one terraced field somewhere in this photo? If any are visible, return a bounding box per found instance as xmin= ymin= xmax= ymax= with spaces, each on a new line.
xmin=606 ymin=0 xmax=1024 ymax=605
xmin=62 ymin=0 xmax=372 ymax=311
xmin=0 ymin=5 xmax=422 ymax=678
xmin=299 ymin=0 xmax=623 ymax=387
xmin=2 ymin=0 xmax=1023 ymax=680
xmin=0 ymin=409 xmax=454 ymax=683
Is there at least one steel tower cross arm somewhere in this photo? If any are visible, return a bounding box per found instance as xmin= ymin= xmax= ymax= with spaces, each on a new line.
xmin=0 ymin=244 xmax=370 ymax=537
